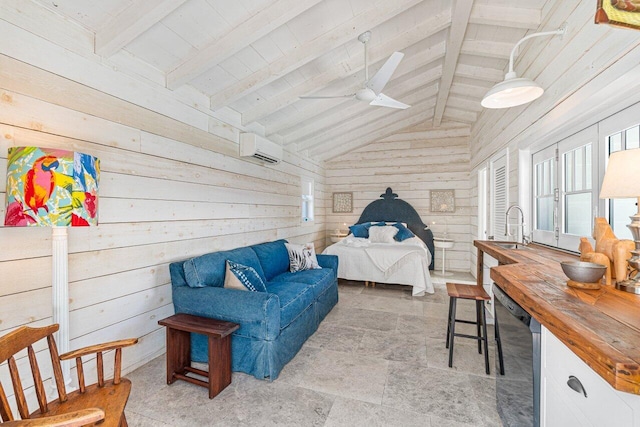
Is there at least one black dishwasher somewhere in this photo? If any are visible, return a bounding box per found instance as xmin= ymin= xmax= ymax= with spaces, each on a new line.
xmin=493 ymin=283 xmax=541 ymax=427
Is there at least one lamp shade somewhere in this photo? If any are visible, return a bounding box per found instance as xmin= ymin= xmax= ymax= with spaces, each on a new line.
xmin=600 ymin=148 xmax=640 ymax=199
xmin=5 ymin=147 xmax=100 ymax=226
xmin=481 ymin=71 xmax=544 ymax=109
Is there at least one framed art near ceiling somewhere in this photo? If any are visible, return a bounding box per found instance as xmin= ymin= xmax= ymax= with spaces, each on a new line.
xmin=332 ymin=192 xmax=353 ymax=213
xmin=596 ymin=0 xmax=640 ymax=30
xmin=430 ymin=190 xmax=455 ymax=213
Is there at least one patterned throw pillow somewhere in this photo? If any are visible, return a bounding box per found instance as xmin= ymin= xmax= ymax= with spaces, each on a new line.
xmin=224 ymin=260 xmax=267 ymax=292
xmin=285 ymin=242 xmax=322 ymax=272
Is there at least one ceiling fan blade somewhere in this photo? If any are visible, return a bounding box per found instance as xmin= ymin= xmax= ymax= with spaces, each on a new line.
xmin=370 ymin=93 xmax=410 ymax=109
xmin=366 ymin=52 xmax=404 ymax=94
xmin=300 ymin=94 xmax=355 ymax=99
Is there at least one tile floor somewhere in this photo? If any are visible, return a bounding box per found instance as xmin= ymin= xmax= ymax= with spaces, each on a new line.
xmin=126 ymin=272 xmax=503 ymax=426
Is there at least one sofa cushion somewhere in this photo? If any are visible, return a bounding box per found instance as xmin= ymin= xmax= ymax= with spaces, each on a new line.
xmin=250 ymin=239 xmax=290 ymax=281
xmin=224 ymin=260 xmax=268 ymax=292
xmin=271 ymin=268 xmax=335 ymax=299
xmin=184 ymin=247 xmax=266 ymax=288
xmin=265 ymin=281 xmax=315 ymax=329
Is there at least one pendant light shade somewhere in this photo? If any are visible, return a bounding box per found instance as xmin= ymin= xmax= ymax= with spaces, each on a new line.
xmin=482 ymin=26 xmax=566 ymax=109
xmin=481 ymin=71 xmax=544 ymax=109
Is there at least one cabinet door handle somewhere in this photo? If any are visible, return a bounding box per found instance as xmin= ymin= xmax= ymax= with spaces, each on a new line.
xmin=567 ymin=375 xmax=587 ymax=397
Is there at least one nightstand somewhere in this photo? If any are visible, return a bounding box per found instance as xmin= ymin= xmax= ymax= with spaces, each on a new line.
xmin=434 ymin=237 xmax=455 ymax=276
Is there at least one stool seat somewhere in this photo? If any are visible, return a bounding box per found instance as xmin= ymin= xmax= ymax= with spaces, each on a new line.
xmin=446 ymin=283 xmax=490 ymax=300
xmin=445 ymin=282 xmax=504 ymax=376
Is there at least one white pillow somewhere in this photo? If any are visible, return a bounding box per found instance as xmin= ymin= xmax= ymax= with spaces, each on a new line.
xmin=285 ymin=242 xmax=322 ymax=272
xmin=369 ymin=226 xmax=398 ymax=243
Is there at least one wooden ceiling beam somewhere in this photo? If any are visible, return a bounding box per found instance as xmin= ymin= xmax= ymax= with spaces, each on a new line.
xmin=95 ymin=0 xmax=189 ymax=57
xmin=469 ymin=4 xmax=541 ymax=30
xmin=208 ymin=0 xmax=423 ymax=108
xmin=318 ymin=106 xmax=436 ymax=161
xmin=433 ymin=0 xmax=474 ymax=127
xmin=378 ymin=125 xmax=470 ymax=142
xmin=166 ymin=0 xmax=322 ymax=89
xmin=240 ymin=11 xmax=451 ymax=125
xmin=456 ymin=64 xmax=504 ymax=82
xmin=460 ymin=40 xmax=513 ymax=59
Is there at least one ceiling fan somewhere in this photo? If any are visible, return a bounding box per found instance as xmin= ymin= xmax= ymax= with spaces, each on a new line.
xmin=300 ymin=31 xmax=410 ymax=109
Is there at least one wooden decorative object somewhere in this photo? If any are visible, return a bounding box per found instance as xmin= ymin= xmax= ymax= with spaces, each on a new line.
xmin=592 ymin=218 xmax=635 ymax=283
xmin=595 ymin=0 xmax=640 ymax=30
xmin=0 ymin=324 xmax=137 ymax=427
xmin=567 ymin=279 xmax=602 ymax=290
xmin=332 ymin=192 xmax=353 ymax=213
xmin=579 ymin=237 xmax=612 ymax=286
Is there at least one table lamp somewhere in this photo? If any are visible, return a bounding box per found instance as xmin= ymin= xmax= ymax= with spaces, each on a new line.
xmin=5 ymin=146 xmax=100 ymax=383
xmin=599 ymin=148 xmax=640 ymax=293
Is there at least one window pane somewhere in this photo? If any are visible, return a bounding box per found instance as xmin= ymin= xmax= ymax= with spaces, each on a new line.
xmin=536 ymin=163 xmax=543 ymax=196
xmin=609 ymin=133 xmax=622 ymax=153
xmin=537 ymin=196 xmax=554 ymax=231
xmin=565 ymin=193 xmax=592 ymax=236
xmin=611 ymin=198 xmax=636 ymax=240
xmin=575 ymin=147 xmax=583 ymax=191
xmin=565 ymin=151 xmax=573 ymax=192
xmin=626 ymin=126 xmax=640 ymax=149
xmin=585 ymin=144 xmax=592 ymax=190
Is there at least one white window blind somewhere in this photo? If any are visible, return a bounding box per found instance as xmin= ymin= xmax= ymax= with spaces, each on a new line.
xmin=490 ymin=152 xmax=508 ymax=240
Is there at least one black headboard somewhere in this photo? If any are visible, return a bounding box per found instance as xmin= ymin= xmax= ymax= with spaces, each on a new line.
xmin=356 ymin=187 xmax=435 ymax=270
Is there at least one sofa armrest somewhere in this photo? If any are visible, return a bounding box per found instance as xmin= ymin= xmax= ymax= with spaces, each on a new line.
xmin=317 ymin=254 xmax=338 ymax=279
xmin=172 ymin=286 xmax=281 ymax=340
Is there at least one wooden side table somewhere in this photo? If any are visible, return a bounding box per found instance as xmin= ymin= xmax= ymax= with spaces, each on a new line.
xmin=158 ymin=313 xmax=239 ymax=399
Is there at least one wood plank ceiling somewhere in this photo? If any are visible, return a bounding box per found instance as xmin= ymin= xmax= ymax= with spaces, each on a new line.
xmin=34 ymin=0 xmax=548 ymax=161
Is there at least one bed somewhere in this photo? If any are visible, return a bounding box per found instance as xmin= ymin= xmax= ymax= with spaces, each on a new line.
xmin=323 ymin=188 xmax=435 ymax=296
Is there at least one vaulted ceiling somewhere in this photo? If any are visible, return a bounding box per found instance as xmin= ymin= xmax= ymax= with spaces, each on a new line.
xmin=34 ymin=0 xmax=549 ymax=161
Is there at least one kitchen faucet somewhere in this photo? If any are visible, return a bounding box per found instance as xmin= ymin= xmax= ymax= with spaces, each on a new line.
xmin=505 ymin=205 xmax=528 ymax=244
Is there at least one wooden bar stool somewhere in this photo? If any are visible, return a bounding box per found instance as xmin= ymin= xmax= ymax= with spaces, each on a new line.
xmin=445 ymin=282 xmax=504 ymax=375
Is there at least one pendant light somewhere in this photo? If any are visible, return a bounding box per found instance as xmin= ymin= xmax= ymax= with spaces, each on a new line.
xmin=481 ymin=26 xmax=566 ymax=109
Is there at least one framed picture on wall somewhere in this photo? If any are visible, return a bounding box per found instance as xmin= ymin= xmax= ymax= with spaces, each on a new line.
xmin=332 ymin=192 xmax=353 ymax=213
xmin=596 ymin=0 xmax=640 ymax=30
xmin=430 ymin=190 xmax=455 ymax=213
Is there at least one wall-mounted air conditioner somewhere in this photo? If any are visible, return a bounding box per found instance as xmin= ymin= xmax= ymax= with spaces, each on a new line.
xmin=239 ymin=133 xmax=283 ymax=164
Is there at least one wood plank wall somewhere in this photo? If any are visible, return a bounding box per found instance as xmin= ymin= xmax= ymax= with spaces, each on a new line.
xmin=325 ymin=123 xmax=472 ymax=272
xmin=0 ymin=14 xmax=325 ymax=399
xmin=467 ymin=1 xmax=640 ymax=278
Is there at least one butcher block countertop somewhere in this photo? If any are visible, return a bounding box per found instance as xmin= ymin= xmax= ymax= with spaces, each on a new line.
xmin=475 ymin=240 xmax=640 ymax=395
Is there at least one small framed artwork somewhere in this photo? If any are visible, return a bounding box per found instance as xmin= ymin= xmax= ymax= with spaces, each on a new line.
xmin=595 ymin=0 xmax=640 ymax=30
xmin=430 ymin=190 xmax=455 ymax=213
xmin=332 ymin=192 xmax=353 ymax=213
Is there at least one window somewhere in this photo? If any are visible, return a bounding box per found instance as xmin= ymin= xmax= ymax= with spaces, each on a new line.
xmin=301 ymin=176 xmax=314 ymax=224
xmin=599 ymin=104 xmax=640 ymax=240
xmin=531 ymin=126 xmax=598 ymax=250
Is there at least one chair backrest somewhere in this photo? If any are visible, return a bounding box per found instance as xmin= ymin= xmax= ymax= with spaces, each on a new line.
xmin=0 ymin=324 xmax=67 ymax=423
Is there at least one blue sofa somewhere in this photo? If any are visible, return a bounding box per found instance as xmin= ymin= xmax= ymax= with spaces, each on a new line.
xmin=169 ymin=239 xmax=338 ymax=380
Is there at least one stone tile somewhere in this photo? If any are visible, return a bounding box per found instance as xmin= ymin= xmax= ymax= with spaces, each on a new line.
xmin=324 ymin=396 xmax=430 ymax=427
xmin=356 ymin=330 xmax=427 ymax=364
xmin=304 ymin=323 xmax=366 ymax=354
xmin=128 ymin=369 xmax=334 ymax=427
xmin=382 ymin=361 xmax=486 ymax=425
xmin=338 ymin=293 xmax=424 ymax=316
xmin=290 ymin=349 xmax=389 ymax=404
xmin=426 ymin=337 xmax=498 ymax=378
xmin=323 ymin=306 xmax=399 ymax=332
xmin=126 ymin=411 xmax=173 ymax=427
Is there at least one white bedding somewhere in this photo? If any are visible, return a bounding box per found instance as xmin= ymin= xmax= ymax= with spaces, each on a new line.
xmin=322 ymin=235 xmax=434 ymax=296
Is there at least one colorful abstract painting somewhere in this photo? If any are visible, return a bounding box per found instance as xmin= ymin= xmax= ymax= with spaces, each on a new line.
xmin=5 ymin=147 xmax=100 ymax=227
xmin=596 ymin=0 xmax=640 ymax=30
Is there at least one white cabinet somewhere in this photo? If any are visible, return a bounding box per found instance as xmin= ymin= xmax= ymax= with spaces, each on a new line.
xmin=541 ymin=326 xmax=640 ymax=426
xmin=482 ymin=252 xmax=498 ymax=317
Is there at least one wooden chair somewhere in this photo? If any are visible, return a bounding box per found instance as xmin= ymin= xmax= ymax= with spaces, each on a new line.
xmin=0 ymin=324 xmax=137 ymax=426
